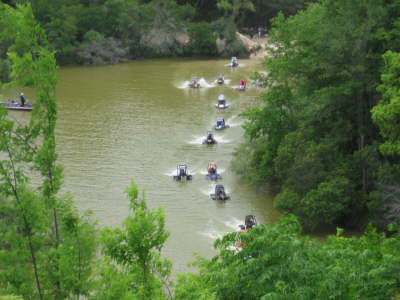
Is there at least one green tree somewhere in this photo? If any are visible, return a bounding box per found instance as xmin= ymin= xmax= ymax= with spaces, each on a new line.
xmin=372 ymin=50 xmax=400 ymax=156
xmin=175 ymin=216 xmax=400 ymax=299
xmin=0 ymin=4 xmax=97 ymax=299
xmin=186 ymin=22 xmax=217 ymax=56
xmin=93 ymin=182 xmax=172 ymax=300
xmin=234 ymin=0 xmax=393 ymax=230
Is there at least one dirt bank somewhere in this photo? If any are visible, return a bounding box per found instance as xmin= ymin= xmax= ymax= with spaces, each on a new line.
xmin=236 ymin=32 xmax=269 ymax=59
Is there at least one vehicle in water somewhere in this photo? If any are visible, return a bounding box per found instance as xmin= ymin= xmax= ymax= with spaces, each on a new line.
xmin=202 ymin=131 xmax=217 ymax=145
xmin=205 ymin=162 xmax=221 ymax=180
xmin=235 ymin=215 xmax=258 ymax=249
xmin=210 ymin=184 xmax=230 ymax=200
xmin=214 ymin=117 xmax=230 ymax=130
xmin=189 ymin=77 xmax=200 ymax=88
xmin=229 ymin=56 xmax=238 ymax=67
xmin=215 ymin=94 xmax=229 ymax=109
xmin=173 ymin=164 xmax=193 ymax=181
xmin=216 ymin=74 xmax=225 ymax=85
xmin=239 ymin=215 xmax=258 ymax=231
xmin=1 ymin=100 xmax=33 ymax=111
xmin=235 ymin=79 xmax=247 ymax=91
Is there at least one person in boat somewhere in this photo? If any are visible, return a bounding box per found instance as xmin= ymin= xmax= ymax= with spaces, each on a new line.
xmin=207 ymin=132 xmax=214 ymax=141
xmin=231 ymin=57 xmax=238 ymax=66
xmin=217 ymin=74 xmax=224 ymax=84
xmin=208 ymin=162 xmax=217 ymax=174
xmin=203 ymin=131 xmax=217 ymax=144
xmin=218 ymin=94 xmax=225 ymax=104
xmin=238 ymin=79 xmax=247 ymax=90
xmin=214 ymin=117 xmax=229 ymax=130
xmin=217 ymin=187 xmax=225 ymax=199
xmin=244 ymin=215 xmax=257 ymax=229
xmin=20 ymin=93 xmax=26 ymax=107
xmin=190 ymin=77 xmax=200 ymax=88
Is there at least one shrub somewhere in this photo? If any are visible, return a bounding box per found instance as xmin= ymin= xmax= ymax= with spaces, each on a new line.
xmin=185 ymin=22 xmax=217 ymax=56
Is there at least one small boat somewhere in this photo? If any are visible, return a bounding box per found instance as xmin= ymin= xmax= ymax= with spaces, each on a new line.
xmin=189 ymin=77 xmax=201 ymax=88
xmin=235 ymin=79 xmax=247 ymax=91
xmin=210 ymin=184 xmax=230 ymax=200
xmin=205 ymin=162 xmax=221 ymax=180
xmin=216 ymin=74 xmax=225 ymax=85
xmin=214 ymin=117 xmax=230 ymax=130
xmin=1 ymin=101 xmax=33 ymax=111
xmin=202 ymin=131 xmax=217 ymax=145
xmin=215 ymin=94 xmax=229 ymax=109
xmin=173 ymin=164 xmax=193 ymax=181
xmin=239 ymin=215 xmax=258 ymax=231
xmin=234 ymin=215 xmax=258 ymax=249
xmin=229 ymin=57 xmax=239 ymax=67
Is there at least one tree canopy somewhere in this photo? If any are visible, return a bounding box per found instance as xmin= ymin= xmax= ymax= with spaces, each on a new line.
xmin=233 ymin=0 xmax=400 ymax=230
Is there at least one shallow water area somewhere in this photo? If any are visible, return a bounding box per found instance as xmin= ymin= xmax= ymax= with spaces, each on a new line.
xmin=6 ymin=57 xmax=279 ymax=274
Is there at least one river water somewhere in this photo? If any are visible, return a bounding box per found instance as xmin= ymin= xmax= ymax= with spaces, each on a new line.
xmin=9 ymin=58 xmax=279 ymax=274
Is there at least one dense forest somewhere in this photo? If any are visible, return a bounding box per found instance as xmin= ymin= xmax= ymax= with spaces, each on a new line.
xmin=1 ymin=0 xmax=400 ymax=299
xmin=233 ymin=0 xmax=400 ymax=232
xmin=0 ymin=0 xmax=311 ymax=69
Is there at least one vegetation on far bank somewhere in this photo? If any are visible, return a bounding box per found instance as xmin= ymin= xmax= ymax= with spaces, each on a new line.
xmin=0 ymin=0 xmax=312 ymax=71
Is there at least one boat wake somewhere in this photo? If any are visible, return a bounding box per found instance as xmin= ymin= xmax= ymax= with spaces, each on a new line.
xmin=223 ymin=217 xmax=243 ymax=230
xmin=187 ymin=135 xmax=231 ymax=145
xmin=227 ymin=115 xmax=244 ymax=127
xmin=164 ymin=168 xmax=199 ymax=176
xmin=199 ymin=168 xmax=225 ymax=175
xmin=176 ymin=78 xmax=216 ymax=89
xmin=200 ymin=185 xmax=215 ymax=196
xmin=188 ymin=136 xmax=207 ymax=145
xmin=199 ymin=217 xmax=243 ymax=241
xmin=199 ymin=228 xmax=224 ymax=240
xmin=224 ymin=63 xmax=246 ymax=68
xmin=214 ymin=79 xmax=232 ymax=85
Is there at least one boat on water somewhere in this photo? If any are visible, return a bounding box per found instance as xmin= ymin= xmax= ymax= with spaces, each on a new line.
xmin=216 ymin=74 xmax=225 ymax=85
xmin=205 ymin=162 xmax=221 ymax=180
xmin=202 ymin=131 xmax=217 ymax=145
xmin=215 ymin=94 xmax=229 ymax=109
xmin=228 ymin=56 xmax=239 ymax=67
xmin=235 ymin=79 xmax=247 ymax=91
xmin=173 ymin=164 xmax=193 ymax=181
xmin=214 ymin=117 xmax=230 ymax=130
xmin=188 ymin=77 xmax=201 ymax=88
xmin=210 ymin=184 xmax=230 ymax=200
xmin=1 ymin=102 xmax=33 ymax=111
xmin=231 ymin=215 xmax=258 ymax=251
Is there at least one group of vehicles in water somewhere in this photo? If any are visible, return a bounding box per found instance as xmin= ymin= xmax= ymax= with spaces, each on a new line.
xmin=174 ymin=57 xmax=249 ymax=203
xmin=172 ymin=163 xmax=230 ymax=200
xmin=187 ymin=57 xmax=247 ymax=91
xmin=188 ymin=76 xmax=247 ymax=91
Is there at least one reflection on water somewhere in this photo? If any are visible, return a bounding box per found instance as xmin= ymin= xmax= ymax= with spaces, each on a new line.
xmin=9 ymin=58 xmax=280 ymax=274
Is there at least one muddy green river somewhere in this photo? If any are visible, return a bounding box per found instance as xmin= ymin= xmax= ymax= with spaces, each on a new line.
xmin=11 ymin=58 xmax=280 ymax=273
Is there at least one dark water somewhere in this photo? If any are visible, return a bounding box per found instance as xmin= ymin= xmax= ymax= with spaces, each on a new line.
xmin=6 ymin=58 xmax=280 ymax=274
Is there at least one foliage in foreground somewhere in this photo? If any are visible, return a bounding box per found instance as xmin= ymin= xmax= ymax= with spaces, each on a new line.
xmin=0 ymin=4 xmax=97 ymax=299
xmin=91 ymin=182 xmax=172 ymax=300
xmin=175 ymin=216 xmax=400 ymax=300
